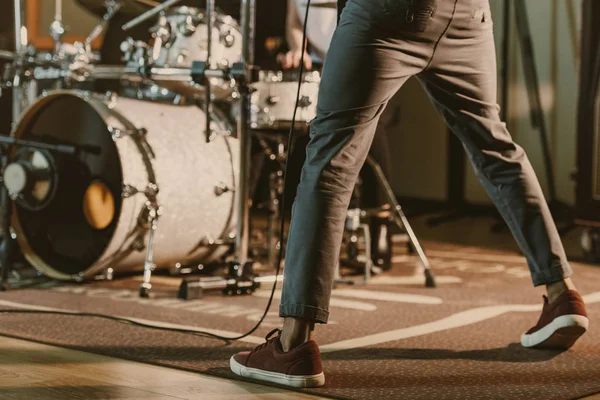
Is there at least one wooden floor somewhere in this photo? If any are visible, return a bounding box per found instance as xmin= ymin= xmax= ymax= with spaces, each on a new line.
xmin=1 ymin=336 xmax=598 ymax=400
xmin=0 ymin=336 xmax=324 ymax=400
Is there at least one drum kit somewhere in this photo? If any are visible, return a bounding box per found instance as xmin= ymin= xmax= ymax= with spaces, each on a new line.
xmin=0 ymin=0 xmax=435 ymax=296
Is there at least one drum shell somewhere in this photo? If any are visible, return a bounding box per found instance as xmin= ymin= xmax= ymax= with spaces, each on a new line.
xmin=12 ymin=90 xmax=238 ymax=281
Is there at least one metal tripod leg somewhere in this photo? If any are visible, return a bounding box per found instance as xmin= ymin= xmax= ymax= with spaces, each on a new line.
xmin=365 ymin=155 xmax=436 ymax=287
xmin=139 ymin=201 xmax=161 ymax=298
xmin=0 ymin=180 xmax=14 ymax=291
xmin=335 ymin=222 xmax=373 ymax=285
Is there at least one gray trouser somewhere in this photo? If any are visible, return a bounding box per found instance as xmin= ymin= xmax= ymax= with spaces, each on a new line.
xmin=280 ymin=0 xmax=571 ymax=324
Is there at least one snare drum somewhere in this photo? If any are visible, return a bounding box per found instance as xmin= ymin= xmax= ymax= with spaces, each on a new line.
xmin=251 ymin=70 xmax=320 ymax=131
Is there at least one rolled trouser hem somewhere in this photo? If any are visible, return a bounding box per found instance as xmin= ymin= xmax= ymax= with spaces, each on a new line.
xmin=279 ymin=304 xmax=329 ymax=324
xmin=531 ymin=264 xmax=573 ymax=286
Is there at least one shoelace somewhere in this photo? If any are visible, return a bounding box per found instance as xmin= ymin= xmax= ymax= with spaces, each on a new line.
xmin=253 ymin=328 xmax=282 ymax=352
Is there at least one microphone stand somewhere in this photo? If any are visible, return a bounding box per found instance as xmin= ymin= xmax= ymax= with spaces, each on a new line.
xmin=232 ymin=0 xmax=256 ymax=277
xmin=0 ymin=135 xmax=79 ymax=291
xmin=12 ymin=0 xmax=26 ymax=125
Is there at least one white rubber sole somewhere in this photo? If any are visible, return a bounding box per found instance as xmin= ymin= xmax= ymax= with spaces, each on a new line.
xmin=521 ymin=314 xmax=589 ymax=349
xmin=229 ymin=356 xmax=325 ymax=388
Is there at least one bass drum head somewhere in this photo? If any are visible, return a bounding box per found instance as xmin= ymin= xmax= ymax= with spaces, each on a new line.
xmin=12 ymin=91 xmax=123 ymax=279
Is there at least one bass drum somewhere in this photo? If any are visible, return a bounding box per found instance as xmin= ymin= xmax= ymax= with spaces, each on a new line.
xmin=11 ymin=90 xmax=238 ymax=281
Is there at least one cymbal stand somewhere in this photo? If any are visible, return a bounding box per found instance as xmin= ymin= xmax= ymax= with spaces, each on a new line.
xmin=11 ymin=0 xmax=26 ymax=125
xmin=178 ymin=0 xmax=262 ymax=299
xmin=122 ymin=0 xmax=259 ymax=296
xmin=233 ymin=0 xmax=255 ymax=269
xmin=50 ymin=0 xmax=66 ymax=60
xmin=204 ymin=0 xmax=214 ymax=143
xmin=85 ymin=1 xmax=122 ymax=52
xmin=121 ymin=0 xmax=183 ymax=31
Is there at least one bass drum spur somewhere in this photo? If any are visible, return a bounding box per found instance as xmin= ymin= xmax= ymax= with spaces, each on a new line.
xmin=11 ymin=90 xmax=239 ymax=281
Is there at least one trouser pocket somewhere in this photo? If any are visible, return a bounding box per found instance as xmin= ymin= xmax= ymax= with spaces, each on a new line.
xmin=383 ymin=0 xmax=437 ymax=32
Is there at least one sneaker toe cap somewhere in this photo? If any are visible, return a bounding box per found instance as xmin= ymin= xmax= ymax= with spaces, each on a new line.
xmin=233 ymin=351 xmax=251 ymax=366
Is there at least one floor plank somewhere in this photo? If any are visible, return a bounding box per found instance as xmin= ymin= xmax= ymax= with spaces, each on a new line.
xmin=0 ymin=336 xmax=324 ymax=400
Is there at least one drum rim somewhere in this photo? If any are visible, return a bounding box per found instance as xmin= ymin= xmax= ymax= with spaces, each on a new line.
xmin=11 ymin=89 xmax=126 ymax=281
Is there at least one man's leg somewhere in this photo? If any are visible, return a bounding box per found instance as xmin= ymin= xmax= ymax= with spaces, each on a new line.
xmin=279 ymin=1 xmax=433 ymax=334
xmin=418 ymin=0 xmax=587 ymax=349
xmin=230 ymin=0 xmax=447 ymax=387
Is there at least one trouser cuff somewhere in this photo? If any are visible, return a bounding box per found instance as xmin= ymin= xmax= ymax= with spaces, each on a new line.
xmin=531 ymin=263 xmax=573 ymax=286
xmin=279 ymin=303 xmax=329 ymax=324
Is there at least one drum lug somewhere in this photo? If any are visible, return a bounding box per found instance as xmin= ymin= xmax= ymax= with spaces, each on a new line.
xmin=110 ymin=126 xmax=156 ymax=160
xmin=122 ymin=184 xmax=137 ymax=198
xmin=214 ymin=181 xmax=233 ymax=196
xmin=104 ymin=92 xmax=118 ymax=107
xmin=109 ymin=125 xmax=147 ymax=140
xmin=123 ymin=182 xmax=159 ymax=199
xmin=221 ymin=30 xmax=235 ymax=48
xmin=298 ymin=95 xmax=312 ymax=108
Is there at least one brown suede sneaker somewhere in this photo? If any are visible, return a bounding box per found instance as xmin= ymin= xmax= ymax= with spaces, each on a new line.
xmin=230 ymin=329 xmax=325 ymax=388
xmin=521 ymin=290 xmax=589 ymax=349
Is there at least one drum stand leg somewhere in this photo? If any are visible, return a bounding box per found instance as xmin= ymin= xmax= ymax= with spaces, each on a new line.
xmin=365 ymin=155 xmax=436 ymax=288
xmin=139 ymin=200 xmax=161 ymax=298
xmin=267 ymin=170 xmax=284 ymax=268
xmin=335 ymin=221 xmax=373 ymax=285
xmin=0 ymin=170 xmax=15 ymax=291
xmin=11 ymin=0 xmax=26 ymax=125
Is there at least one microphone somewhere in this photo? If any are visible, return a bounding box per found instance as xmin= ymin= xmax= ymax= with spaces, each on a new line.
xmin=53 ymin=142 xmax=102 ymax=156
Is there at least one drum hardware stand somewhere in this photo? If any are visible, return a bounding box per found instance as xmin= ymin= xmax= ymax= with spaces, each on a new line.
xmin=189 ymin=0 xmax=258 ymax=284
xmin=120 ymin=182 xmax=162 ymax=297
xmin=366 ymin=155 xmax=436 ymax=287
xmin=334 ymin=209 xmax=374 ymax=285
xmin=336 ymin=156 xmax=436 ymax=287
xmin=50 ymin=0 xmax=66 ymax=58
xmin=267 ymin=169 xmax=284 ymax=267
xmin=11 ymin=0 xmax=27 ymax=125
xmin=121 ymin=0 xmax=183 ymax=32
xmin=85 ymin=1 xmax=123 ymax=53
xmin=252 ymin=133 xmax=286 ymax=267
xmin=139 ymin=199 xmax=161 ymax=297
xmin=177 ymin=262 xmax=260 ymax=300
xmin=204 ymin=0 xmax=215 ymax=143
xmin=120 ymin=0 xmax=261 ymax=296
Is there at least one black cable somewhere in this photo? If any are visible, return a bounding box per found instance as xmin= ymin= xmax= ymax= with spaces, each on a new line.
xmin=0 ymin=1 xmax=314 ymax=344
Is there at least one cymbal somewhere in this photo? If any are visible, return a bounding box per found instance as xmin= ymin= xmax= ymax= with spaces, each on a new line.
xmin=304 ymin=2 xmax=337 ymax=8
xmin=76 ymin=0 xmax=159 ymax=18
